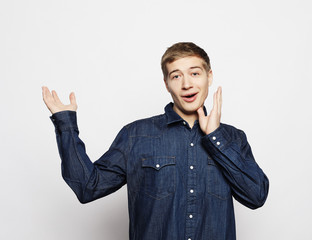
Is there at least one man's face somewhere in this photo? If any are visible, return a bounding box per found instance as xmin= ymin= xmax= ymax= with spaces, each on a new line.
xmin=164 ymin=56 xmax=212 ymax=118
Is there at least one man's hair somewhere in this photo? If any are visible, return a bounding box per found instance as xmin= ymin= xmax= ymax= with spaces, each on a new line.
xmin=161 ymin=42 xmax=211 ymax=79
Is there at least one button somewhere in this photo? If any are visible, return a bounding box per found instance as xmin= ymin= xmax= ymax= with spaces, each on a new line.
xmin=216 ymin=141 xmax=220 ymax=145
xmin=156 ymin=164 xmax=160 ymax=168
xmin=190 ymin=143 xmax=194 ymax=147
xmin=190 ymin=189 xmax=194 ymax=193
xmin=183 ymin=121 xmax=186 ymax=125
xmin=188 ymin=238 xmax=192 ymax=240
xmin=190 ymin=166 xmax=194 ymax=170
xmin=189 ymin=214 xmax=193 ymax=218
xmin=212 ymin=136 xmax=216 ymax=140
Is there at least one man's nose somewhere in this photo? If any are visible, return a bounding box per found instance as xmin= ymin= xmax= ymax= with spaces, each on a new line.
xmin=182 ymin=76 xmax=193 ymax=89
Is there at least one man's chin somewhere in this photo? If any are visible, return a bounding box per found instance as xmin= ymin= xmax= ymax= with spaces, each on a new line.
xmin=181 ymin=106 xmax=201 ymax=115
xmin=173 ymin=102 xmax=202 ymax=116
xmin=184 ymin=103 xmax=203 ymax=113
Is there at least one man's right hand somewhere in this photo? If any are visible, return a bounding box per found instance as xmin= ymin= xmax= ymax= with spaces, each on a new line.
xmin=42 ymin=86 xmax=78 ymax=114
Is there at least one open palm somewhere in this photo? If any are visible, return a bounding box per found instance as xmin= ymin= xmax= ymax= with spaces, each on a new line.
xmin=197 ymin=86 xmax=222 ymax=135
xmin=42 ymin=86 xmax=77 ymax=114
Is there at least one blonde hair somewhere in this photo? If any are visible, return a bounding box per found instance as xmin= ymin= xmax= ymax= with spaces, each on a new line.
xmin=161 ymin=42 xmax=211 ymax=79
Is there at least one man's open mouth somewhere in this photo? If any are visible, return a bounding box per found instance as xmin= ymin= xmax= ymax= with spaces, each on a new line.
xmin=184 ymin=93 xmax=197 ymax=98
xmin=182 ymin=93 xmax=198 ymax=102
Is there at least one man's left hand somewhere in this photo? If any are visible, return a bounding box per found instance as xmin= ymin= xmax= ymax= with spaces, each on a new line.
xmin=197 ymin=86 xmax=222 ymax=135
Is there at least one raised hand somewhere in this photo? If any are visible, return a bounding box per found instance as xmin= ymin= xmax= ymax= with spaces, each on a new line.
xmin=197 ymin=86 xmax=222 ymax=135
xmin=42 ymin=86 xmax=78 ymax=114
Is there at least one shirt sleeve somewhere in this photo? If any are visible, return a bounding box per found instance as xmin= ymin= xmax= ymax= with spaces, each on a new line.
xmin=50 ymin=111 xmax=128 ymax=204
xmin=201 ymin=123 xmax=269 ymax=209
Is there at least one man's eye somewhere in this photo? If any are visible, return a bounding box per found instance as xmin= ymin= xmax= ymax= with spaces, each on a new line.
xmin=172 ymin=75 xmax=180 ymax=79
xmin=192 ymin=72 xmax=199 ymax=76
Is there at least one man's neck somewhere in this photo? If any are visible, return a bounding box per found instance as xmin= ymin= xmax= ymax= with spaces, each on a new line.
xmin=184 ymin=115 xmax=197 ymax=128
xmin=172 ymin=106 xmax=198 ymax=128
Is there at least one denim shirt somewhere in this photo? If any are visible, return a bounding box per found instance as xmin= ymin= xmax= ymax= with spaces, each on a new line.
xmin=51 ymin=103 xmax=269 ymax=240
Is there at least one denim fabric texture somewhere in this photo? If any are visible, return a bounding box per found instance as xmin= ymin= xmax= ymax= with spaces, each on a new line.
xmin=50 ymin=103 xmax=269 ymax=240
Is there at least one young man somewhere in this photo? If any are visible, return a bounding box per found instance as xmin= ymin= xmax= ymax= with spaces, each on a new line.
xmin=42 ymin=42 xmax=269 ymax=240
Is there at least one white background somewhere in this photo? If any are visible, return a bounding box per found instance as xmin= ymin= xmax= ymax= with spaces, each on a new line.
xmin=1 ymin=0 xmax=312 ymax=239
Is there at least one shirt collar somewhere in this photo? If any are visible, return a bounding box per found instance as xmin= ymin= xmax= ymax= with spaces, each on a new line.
xmin=164 ymin=103 xmax=207 ymax=125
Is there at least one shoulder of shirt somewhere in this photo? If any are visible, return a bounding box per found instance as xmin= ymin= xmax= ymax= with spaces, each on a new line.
xmin=121 ymin=113 xmax=167 ymax=134
xmin=126 ymin=113 xmax=166 ymax=126
xmin=220 ymin=122 xmax=247 ymax=139
xmin=220 ymin=122 xmax=240 ymax=131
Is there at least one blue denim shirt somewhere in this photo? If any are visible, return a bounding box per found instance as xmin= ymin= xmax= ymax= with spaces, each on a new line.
xmin=51 ymin=103 xmax=269 ymax=240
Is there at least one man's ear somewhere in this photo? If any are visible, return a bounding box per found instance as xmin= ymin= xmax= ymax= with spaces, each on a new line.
xmin=208 ymin=70 xmax=213 ymax=87
xmin=164 ymin=78 xmax=170 ymax=92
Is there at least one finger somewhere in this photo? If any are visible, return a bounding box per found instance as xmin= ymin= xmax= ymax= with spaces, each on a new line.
xmin=219 ymin=87 xmax=222 ymax=114
xmin=42 ymin=86 xmax=57 ymax=113
xmin=52 ymin=90 xmax=62 ymax=104
xmin=197 ymin=107 xmax=209 ymax=133
xmin=42 ymin=86 xmax=53 ymax=104
xmin=212 ymin=90 xmax=218 ymax=112
xmin=42 ymin=86 xmax=50 ymax=98
xmin=217 ymin=87 xmax=222 ymax=114
xmin=197 ymin=107 xmax=205 ymax=120
xmin=69 ymin=92 xmax=77 ymax=107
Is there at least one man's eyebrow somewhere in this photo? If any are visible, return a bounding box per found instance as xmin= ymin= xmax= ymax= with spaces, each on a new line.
xmin=168 ymin=66 xmax=203 ymax=76
xmin=190 ymin=66 xmax=203 ymax=70
xmin=168 ymin=69 xmax=180 ymax=76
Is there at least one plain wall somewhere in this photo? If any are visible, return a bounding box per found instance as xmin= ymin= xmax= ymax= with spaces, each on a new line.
xmin=1 ymin=0 xmax=312 ymax=239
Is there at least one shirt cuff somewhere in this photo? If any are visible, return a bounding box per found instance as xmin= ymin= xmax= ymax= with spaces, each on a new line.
xmin=202 ymin=123 xmax=232 ymax=155
xmin=50 ymin=111 xmax=78 ymax=132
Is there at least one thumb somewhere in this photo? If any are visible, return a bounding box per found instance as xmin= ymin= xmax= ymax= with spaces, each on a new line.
xmin=69 ymin=92 xmax=77 ymax=108
xmin=197 ymin=107 xmax=208 ymax=134
xmin=197 ymin=107 xmax=205 ymax=120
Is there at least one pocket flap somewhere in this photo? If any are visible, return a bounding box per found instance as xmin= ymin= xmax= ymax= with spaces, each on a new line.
xmin=142 ymin=157 xmax=176 ymax=170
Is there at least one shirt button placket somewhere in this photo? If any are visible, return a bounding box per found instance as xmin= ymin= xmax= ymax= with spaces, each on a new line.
xmin=186 ymin=139 xmax=196 ymax=239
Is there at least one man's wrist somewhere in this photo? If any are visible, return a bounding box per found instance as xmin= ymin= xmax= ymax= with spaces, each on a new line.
xmin=50 ymin=110 xmax=78 ymax=132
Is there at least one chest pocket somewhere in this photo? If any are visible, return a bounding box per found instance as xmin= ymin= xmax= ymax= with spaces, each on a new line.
xmin=141 ymin=157 xmax=176 ymax=200
xmin=206 ymin=158 xmax=231 ymax=200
